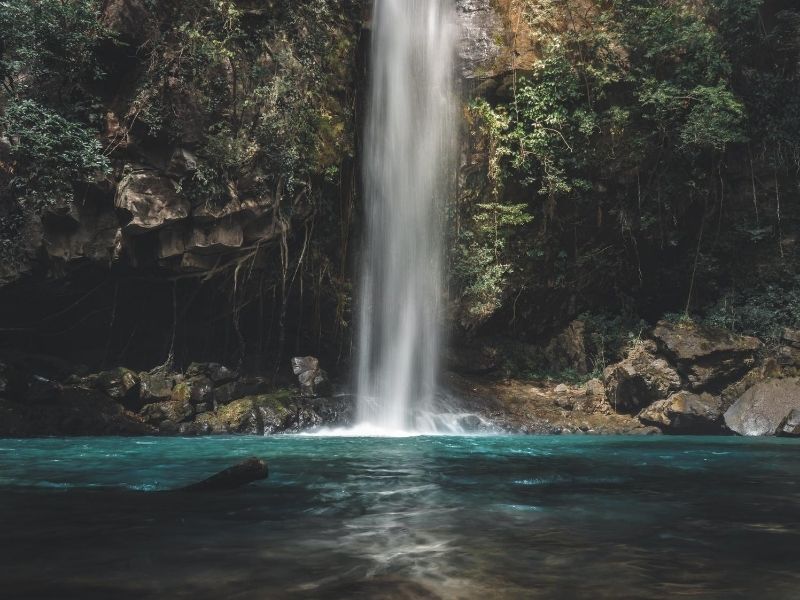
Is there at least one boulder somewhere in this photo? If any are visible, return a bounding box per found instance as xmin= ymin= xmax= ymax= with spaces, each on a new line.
xmin=652 ymin=320 xmax=761 ymax=391
xmin=184 ymin=375 xmax=215 ymax=406
xmin=139 ymin=368 xmax=178 ymax=402
xmin=214 ymin=376 xmax=271 ymax=406
xmin=167 ymin=148 xmax=198 ymax=178
xmin=638 ymin=392 xmax=723 ymax=433
xmin=782 ymin=328 xmax=800 ymax=349
xmin=179 ymin=457 xmax=268 ymax=492
xmin=197 ymin=391 xmax=318 ymax=435
xmin=291 ymin=356 xmax=331 ymax=397
xmin=778 ymin=409 xmax=800 ymax=437
xmin=776 ymin=345 xmax=800 ymax=369
xmin=115 ymin=169 xmax=190 ymax=234
xmin=198 ymin=396 xmax=269 ymax=435
xmin=186 ymin=362 xmax=238 ymax=384
xmin=724 ymin=378 xmax=800 ymax=436
xmin=603 ymin=344 xmax=682 ymax=413
xmin=95 ymin=367 xmax=141 ymax=407
xmin=140 ymin=399 xmax=194 ymax=426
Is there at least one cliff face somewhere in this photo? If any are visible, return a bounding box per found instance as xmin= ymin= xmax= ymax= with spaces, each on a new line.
xmin=449 ymin=0 xmax=800 ymax=379
xmin=1 ymin=0 xmax=799 ymax=384
xmin=0 ymin=0 xmax=364 ymax=372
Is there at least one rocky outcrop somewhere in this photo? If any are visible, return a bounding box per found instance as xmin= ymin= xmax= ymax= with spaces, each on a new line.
xmin=638 ymin=392 xmax=723 ymax=433
xmin=443 ymin=371 xmax=658 ymax=435
xmin=115 ymin=168 xmax=191 ymax=234
xmin=0 ymin=356 xmax=354 ymax=437
xmin=779 ymin=409 xmax=800 ymax=436
xmin=652 ymin=320 xmax=761 ymax=391
xmin=291 ymin=356 xmax=332 ymax=398
xmin=603 ymin=342 xmax=682 ymax=413
xmin=724 ymin=378 xmax=800 ymax=436
xmin=457 ymin=0 xmax=504 ymax=79
xmin=456 ymin=0 xmax=538 ymax=81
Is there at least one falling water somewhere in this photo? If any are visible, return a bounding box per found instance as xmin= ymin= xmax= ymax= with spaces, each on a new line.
xmin=356 ymin=0 xmax=457 ymax=431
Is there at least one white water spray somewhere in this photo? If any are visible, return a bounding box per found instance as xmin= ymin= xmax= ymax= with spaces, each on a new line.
xmin=356 ymin=0 xmax=457 ymax=431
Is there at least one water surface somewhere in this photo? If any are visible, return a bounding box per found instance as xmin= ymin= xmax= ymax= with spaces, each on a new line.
xmin=1 ymin=435 xmax=799 ymax=599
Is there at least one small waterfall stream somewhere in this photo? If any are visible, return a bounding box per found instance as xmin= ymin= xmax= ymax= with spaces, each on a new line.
xmin=356 ymin=0 xmax=457 ymax=431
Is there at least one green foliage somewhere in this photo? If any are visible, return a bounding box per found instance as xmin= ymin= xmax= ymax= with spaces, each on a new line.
xmin=451 ymin=0 xmax=800 ymax=339
xmin=704 ymin=275 xmax=800 ymax=343
xmin=133 ymin=0 xmax=359 ymax=204
xmin=0 ymin=0 xmax=109 ymax=102
xmin=0 ymin=0 xmax=111 ymax=257
xmin=1 ymin=99 xmax=110 ymax=211
xmin=454 ymin=101 xmax=533 ymax=323
xmin=580 ymin=312 xmax=648 ymax=375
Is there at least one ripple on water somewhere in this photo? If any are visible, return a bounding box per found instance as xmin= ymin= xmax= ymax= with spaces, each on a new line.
xmin=1 ymin=435 xmax=800 ymax=599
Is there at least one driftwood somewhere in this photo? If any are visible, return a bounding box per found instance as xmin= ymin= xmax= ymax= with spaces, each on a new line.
xmin=179 ymin=456 xmax=269 ymax=492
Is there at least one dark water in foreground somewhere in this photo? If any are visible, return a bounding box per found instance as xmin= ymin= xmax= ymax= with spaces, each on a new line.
xmin=1 ymin=435 xmax=799 ymax=599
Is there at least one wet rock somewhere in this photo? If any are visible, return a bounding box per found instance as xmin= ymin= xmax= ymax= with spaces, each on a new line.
xmin=638 ymin=392 xmax=723 ymax=433
xmin=652 ymin=320 xmax=761 ymax=391
xmin=198 ymin=396 xmax=271 ymax=434
xmin=140 ymin=399 xmax=194 ymax=427
xmin=307 ymin=395 xmax=357 ymax=429
xmin=159 ymin=419 xmax=179 ymax=434
xmin=232 ymin=376 xmax=271 ymax=398
xmin=603 ymin=344 xmax=681 ymax=413
xmin=95 ymin=367 xmax=141 ymax=406
xmin=179 ymin=420 xmax=212 ymax=436
xmin=291 ymin=356 xmax=331 ymax=397
xmin=724 ymin=378 xmax=800 ymax=436
xmin=212 ymin=376 xmax=270 ymax=406
xmin=186 ymin=362 xmax=238 ymax=384
xmin=115 ymin=168 xmax=190 ymax=234
xmin=139 ymin=368 xmax=178 ymax=402
xmin=212 ymin=381 xmax=237 ymax=406
xmin=183 ymin=375 xmax=215 ymax=406
xmin=778 ymin=409 xmax=800 ymax=437
xmin=179 ymin=457 xmax=268 ymax=492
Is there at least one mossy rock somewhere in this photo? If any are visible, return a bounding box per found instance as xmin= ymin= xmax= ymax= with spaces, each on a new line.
xmin=199 ymin=390 xmax=300 ymax=435
xmin=140 ymin=399 xmax=193 ymax=426
xmin=170 ymin=381 xmax=192 ymax=404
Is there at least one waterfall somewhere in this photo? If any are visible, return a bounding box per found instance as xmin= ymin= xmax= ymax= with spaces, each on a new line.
xmin=356 ymin=0 xmax=457 ymax=431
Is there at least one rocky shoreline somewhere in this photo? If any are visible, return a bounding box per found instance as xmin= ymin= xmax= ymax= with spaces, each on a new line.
xmin=1 ymin=320 xmax=800 ymax=438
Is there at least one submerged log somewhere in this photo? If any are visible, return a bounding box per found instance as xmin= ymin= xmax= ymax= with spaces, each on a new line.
xmin=179 ymin=456 xmax=269 ymax=492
